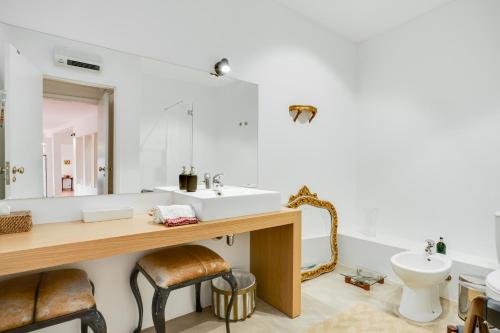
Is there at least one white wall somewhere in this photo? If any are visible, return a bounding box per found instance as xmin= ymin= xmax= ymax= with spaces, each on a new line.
xmin=356 ymin=0 xmax=500 ymax=260
xmin=0 ymin=1 xmax=358 ymax=332
xmin=216 ymin=81 xmax=259 ymax=186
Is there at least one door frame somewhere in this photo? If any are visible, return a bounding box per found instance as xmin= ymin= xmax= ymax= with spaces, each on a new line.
xmin=42 ymin=75 xmax=115 ymax=195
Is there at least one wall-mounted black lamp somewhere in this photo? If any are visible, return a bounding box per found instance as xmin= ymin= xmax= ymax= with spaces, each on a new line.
xmin=211 ymin=58 xmax=231 ymax=77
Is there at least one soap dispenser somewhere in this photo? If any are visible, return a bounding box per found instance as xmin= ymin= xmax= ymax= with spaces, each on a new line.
xmin=436 ymin=237 xmax=446 ymax=254
xmin=186 ymin=166 xmax=198 ymax=192
xmin=179 ymin=166 xmax=188 ymax=190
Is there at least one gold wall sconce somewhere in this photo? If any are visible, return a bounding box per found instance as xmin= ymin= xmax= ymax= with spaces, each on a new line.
xmin=64 ymin=160 xmax=71 ymax=165
xmin=289 ymin=105 xmax=317 ymax=123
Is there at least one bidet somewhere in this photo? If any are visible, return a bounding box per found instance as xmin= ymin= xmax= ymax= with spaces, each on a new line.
xmin=391 ymin=250 xmax=452 ymax=322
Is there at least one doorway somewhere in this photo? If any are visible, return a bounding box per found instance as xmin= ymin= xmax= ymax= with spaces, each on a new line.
xmin=43 ymin=78 xmax=114 ymax=197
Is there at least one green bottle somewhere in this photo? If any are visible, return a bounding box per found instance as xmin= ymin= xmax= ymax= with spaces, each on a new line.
xmin=436 ymin=237 xmax=446 ymax=254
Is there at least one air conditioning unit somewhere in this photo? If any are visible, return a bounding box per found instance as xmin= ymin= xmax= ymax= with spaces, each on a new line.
xmin=54 ymin=46 xmax=102 ymax=72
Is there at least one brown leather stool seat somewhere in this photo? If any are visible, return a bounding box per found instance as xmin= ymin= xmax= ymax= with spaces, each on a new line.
xmin=131 ymin=245 xmax=237 ymax=333
xmin=138 ymin=245 xmax=231 ymax=288
xmin=0 ymin=274 xmax=40 ymax=332
xmin=0 ymin=269 xmax=106 ymax=333
xmin=35 ymin=269 xmax=96 ymax=322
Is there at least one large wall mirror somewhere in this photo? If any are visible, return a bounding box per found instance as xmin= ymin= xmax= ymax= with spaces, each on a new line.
xmin=0 ymin=22 xmax=258 ymax=200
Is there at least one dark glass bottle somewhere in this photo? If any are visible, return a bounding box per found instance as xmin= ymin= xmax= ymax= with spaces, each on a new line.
xmin=186 ymin=166 xmax=198 ymax=192
xmin=436 ymin=237 xmax=446 ymax=254
xmin=179 ymin=166 xmax=188 ymax=190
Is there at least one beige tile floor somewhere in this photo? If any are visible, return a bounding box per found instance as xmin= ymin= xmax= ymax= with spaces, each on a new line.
xmin=144 ymin=265 xmax=463 ymax=333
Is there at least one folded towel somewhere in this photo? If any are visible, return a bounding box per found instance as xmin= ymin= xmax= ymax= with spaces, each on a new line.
xmin=152 ymin=205 xmax=198 ymax=227
xmin=165 ymin=217 xmax=198 ymax=227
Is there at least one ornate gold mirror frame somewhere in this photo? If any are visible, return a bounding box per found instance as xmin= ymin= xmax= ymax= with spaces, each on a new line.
xmin=287 ymin=185 xmax=338 ymax=282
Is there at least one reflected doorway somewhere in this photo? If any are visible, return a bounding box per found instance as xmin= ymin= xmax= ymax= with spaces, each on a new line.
xmin=42 ymin=78 xmax=114 ymax=197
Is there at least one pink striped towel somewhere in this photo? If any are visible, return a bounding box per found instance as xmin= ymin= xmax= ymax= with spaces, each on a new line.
xmin=165 ymin=217 xmax=199 ymax=227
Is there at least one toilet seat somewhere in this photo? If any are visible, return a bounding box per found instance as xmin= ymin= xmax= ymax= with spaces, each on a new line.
xmin=486 ymin=270 xmax=500 ymax=301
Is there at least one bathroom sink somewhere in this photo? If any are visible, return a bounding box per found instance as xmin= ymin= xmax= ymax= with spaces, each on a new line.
xmin=159 ymin=186 xmax=281 ymax=221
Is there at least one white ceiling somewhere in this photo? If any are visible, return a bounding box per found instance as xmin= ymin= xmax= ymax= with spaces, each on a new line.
xmin=273 ymin=0 xmax=455 ymax=42
xmin=43 ymin=98 xmax=97 ymax=132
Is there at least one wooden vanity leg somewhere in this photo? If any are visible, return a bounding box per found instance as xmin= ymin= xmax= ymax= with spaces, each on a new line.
xmin=250 ymin=215 xmax=301 ymax=318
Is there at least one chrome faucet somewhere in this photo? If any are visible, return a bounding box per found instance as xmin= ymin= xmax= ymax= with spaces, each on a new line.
xmin=425 ymin=239 xmax=435 ymax=256
xmin=203 ymin=173 xmax=211 ymax=189
xmin=213 ymin=173 xmax=224 ymax=195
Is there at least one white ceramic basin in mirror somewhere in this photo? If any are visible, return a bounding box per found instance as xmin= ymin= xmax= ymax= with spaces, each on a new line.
xmin=158 ymin=186 xmax=281 ymax=221
xmin=391 ymin=251 xmax=452 ymax=322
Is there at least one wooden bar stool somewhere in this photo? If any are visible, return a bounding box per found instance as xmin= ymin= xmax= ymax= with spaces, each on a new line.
xmin=447 ymin=295 xmax=491 ymax=333
xmin=0 ymin=269 xmax=106 ymax=333
xmin=130 ymin=245 xmax=238 ymax=333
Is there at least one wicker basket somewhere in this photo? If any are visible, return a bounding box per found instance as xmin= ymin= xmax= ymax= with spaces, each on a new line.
xmin=0 ymin=211 xmax=32 ymax=234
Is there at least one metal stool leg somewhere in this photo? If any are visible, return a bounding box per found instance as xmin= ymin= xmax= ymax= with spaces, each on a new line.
xmin=152 ymin=290 xmax=170 ymax=333
xmin=221 ymin=272 xmax=238 ymax=333
xmin=81 ymin=309 xmax=107 ymax=333
xmin=81 ymin=321 xmax=88 ymax=333
xmin=195 ymin=282 xmax=203 ymax=312
xmin=130 ymin=265 xmax=143 ymax=333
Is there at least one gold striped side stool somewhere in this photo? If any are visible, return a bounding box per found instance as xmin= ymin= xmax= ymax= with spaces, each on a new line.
xmin=212 ymin=269 xmax=256 ymax=321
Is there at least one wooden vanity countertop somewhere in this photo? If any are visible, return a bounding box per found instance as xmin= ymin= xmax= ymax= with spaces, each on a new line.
xmin=0 ymin=208 xmax=300 ymax=276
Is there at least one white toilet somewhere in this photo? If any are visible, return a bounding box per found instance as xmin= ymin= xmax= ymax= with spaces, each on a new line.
xmin=391 ymin=250 xmax=452 ymax=322
xmin=485 ymin=212 xmax=500 ymax=302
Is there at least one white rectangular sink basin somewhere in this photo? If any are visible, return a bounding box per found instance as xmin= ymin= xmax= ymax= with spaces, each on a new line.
xmin=167 ymin=186 xmax=281 ymax=221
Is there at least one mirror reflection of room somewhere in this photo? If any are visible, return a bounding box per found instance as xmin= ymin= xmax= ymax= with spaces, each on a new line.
xmin=0 ymin=22 xmax=258 ymax=200
xmin=42 ymin=79 xmax=114 ymax=197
